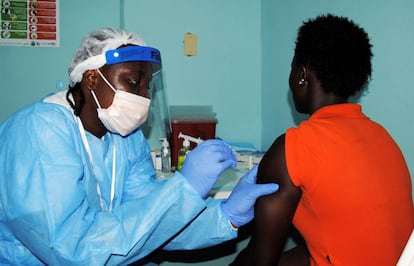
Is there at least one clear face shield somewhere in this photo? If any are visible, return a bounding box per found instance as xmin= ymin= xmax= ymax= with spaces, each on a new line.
xmin=142 ymin=66 xmax=171 ymax=149
xmin=105 ymin=45 xmax=171 ymax=147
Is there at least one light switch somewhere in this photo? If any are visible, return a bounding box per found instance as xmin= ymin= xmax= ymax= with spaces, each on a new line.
xmin=184 ymin=33 xmax=197 ymax=56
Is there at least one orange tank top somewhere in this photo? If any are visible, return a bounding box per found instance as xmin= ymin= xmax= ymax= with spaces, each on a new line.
xmin=285 ymin=104 xmax=414 ymax=265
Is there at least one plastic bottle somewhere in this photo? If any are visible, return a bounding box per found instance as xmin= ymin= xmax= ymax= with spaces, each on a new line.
xmin=160 ymin=138 xmax=171 ymax=173
xmin=177 ymin=138 xmax=191 ymax=171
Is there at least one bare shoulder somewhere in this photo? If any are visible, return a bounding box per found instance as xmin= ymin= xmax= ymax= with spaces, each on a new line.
xmin=257 ymin=134 xmax=296 ymax=191
xmin=255 ymin=133 xmax=301 ymax=217
xmin=247 ymin=134 xmax=302 ymax=265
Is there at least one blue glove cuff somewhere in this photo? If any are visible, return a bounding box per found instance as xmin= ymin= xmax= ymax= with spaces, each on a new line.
xmin=220 ymin=200 xmax=244 ymax=228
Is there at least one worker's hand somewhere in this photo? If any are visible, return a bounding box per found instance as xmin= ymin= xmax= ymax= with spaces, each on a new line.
xmin=221 ymin=166 xmax=279 ymax=227
xmin=181 ymin=139 xmax=237 ymax=199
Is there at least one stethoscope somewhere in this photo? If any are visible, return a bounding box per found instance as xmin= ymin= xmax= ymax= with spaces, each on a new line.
xmin=75 ymin=115 xmax=116 ymax=212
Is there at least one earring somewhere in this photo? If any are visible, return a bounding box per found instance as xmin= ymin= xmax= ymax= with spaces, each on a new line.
xmin=298 ymin=78 xmax=305 ymax=85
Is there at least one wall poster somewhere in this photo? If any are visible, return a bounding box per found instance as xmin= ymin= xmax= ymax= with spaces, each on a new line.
xmin=0 ymin=0 xmax=59 ymax=47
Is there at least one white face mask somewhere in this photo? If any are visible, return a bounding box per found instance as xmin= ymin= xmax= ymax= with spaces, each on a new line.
xmin=90 ymin=69 xmax=151 ymax=136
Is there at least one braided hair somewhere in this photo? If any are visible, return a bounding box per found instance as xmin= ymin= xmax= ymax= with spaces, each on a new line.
xmin=66 ymin=83 xmax=85 ymax=116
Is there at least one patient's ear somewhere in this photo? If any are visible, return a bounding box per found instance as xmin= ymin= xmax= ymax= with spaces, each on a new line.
xmin=298 ymin=65 xmax=308 ymax=86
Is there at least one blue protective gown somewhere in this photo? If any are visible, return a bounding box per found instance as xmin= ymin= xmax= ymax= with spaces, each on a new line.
xmin=0 ymin=90 xmax=237 ymax=265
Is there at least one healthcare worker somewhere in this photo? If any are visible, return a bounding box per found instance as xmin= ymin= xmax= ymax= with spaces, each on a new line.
xmin=0 ymin=28 xmax=278 ymax=265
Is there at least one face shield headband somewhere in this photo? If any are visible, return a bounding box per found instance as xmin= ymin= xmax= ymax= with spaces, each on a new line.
xmin=106 ymin=46 xmax=162 ymax=75
xmin=69 ymin=45 xmax=162 ymax=86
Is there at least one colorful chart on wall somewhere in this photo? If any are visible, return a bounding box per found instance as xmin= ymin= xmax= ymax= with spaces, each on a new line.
xmin=0 ymin=0 xmax=59 ymax=47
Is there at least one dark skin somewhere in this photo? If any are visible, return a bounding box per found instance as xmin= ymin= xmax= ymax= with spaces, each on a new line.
xmin=233 ymin=57 xmax=347 ymax=265
xmin=74 ymin=61 xmax=152 ymax=138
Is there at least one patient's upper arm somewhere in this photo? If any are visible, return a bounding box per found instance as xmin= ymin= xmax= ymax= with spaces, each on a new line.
xmin=253 ymin=134 xmax=302 ymax=265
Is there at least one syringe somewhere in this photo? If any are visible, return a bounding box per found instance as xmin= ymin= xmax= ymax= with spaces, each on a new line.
xmin=178 ymin=132 xmax=204 ymax=145
xmin=178 ymin=133 xmax=251 ymax=169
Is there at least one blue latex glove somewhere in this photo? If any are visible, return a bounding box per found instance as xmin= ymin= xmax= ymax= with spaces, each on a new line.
xmin=221 ymin=165 xmax=279 ymax=227
xmin=181 ymin=139 xmax=237 ymax=199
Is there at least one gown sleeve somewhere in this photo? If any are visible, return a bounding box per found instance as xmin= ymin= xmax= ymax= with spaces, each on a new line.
xmin=162 ymin=196 xmax=238 ymax=251
xmin=111 ymin=128 xmax=237 ymax=262
xmin=0 ymin=103 xmax=214 ymax=265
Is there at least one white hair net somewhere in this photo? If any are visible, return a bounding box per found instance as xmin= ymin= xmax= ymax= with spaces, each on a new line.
xmin=68 ymin=28 xmax=146 ymax=87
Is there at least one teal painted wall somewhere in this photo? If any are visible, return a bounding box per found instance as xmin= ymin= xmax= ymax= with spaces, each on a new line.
xmin=0 ymin=0 xmax=120 ymax=122
xmin=2 ymin=1 xmax=412 ymax=174
xmin=261 ymin=0 xmax=414 ymax=192
xmin=124 ymin=0 xmax=263 ymax=149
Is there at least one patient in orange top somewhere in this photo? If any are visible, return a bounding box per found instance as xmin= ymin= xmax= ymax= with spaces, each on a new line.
xmin=232 ymin=14 xmax=414 ymax=266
